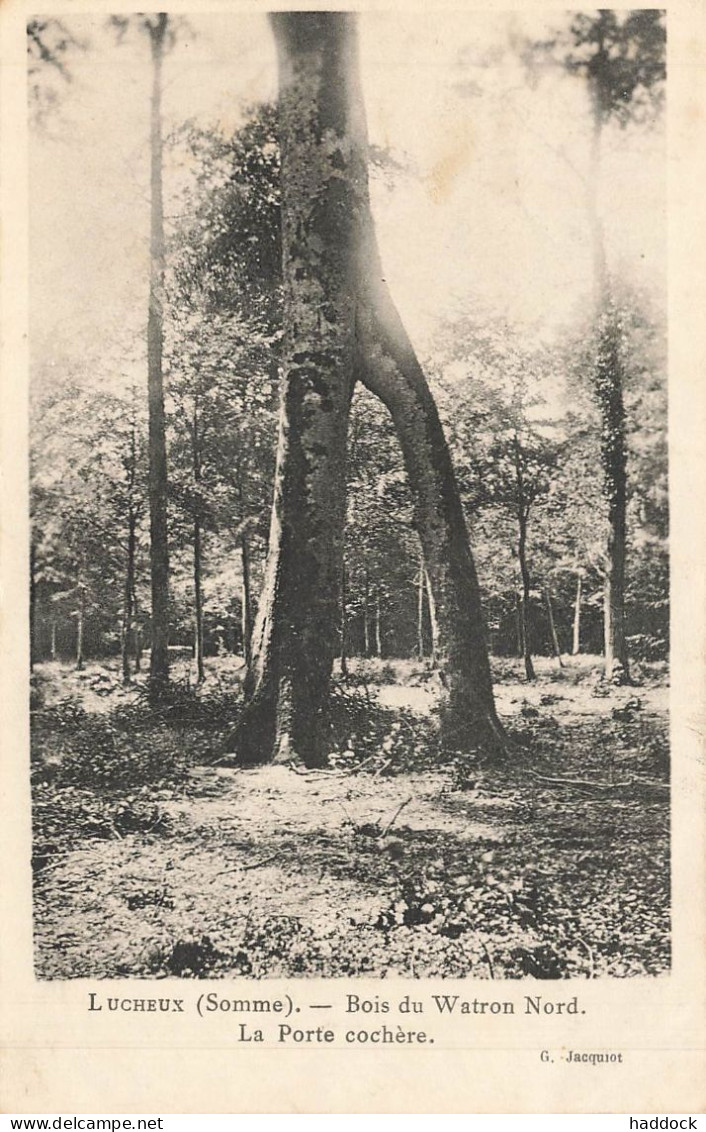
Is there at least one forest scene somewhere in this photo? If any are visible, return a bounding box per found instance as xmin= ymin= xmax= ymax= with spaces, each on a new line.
xmin=29 ymin=10 xmax=669 ymax=980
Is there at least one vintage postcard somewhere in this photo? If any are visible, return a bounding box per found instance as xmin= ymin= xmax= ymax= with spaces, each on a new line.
xmin=1 ymin=0 xmax=704 ymax=1114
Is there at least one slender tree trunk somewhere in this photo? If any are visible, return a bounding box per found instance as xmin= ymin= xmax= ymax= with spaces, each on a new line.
xmin=587 ymin=81 xmax=629 ymax=684
xmin=599 ymin=328 xmax=630 ymax=682
xmin=121 ymin=510 xmax=137 ymax=684
xmin=515 ymin=591 xmax=524 ymax=659
xmin=513 ymin=436 xmax=535 ymax=683
xmin=572 ymin=572 xmax=582 ymax=655
xmin=76 ymin=569 xmax=85 ymax=672
xmin=425 ymin=567 xmax=438 ymax=667
xmin=416 ymin=552 xmax=425 ymax=660
xmin=30 ymin=540 xmax=37 ymax=671
xmin=191 ymin=391 xmax=205 ymax=686
xmin=240 ymin=535 xmax=253 ymax=668
xmin=193 ymin=513 xmax=205 ymax=685
xmin=50 ymin=618 xmax=57 ymax=661
xmin=226 ymin=14 xmax=358 ymax=767
xmin=132 ymin=583 xmax=142 ymax=672
xmin=146 ymin=13 xmax=170 ymax=700
xmin=517 ymin=517 xmax=535 ymax=682
xmin=340 ymin=560 xmax=349 ymax=677
xmin=235 ymin=473 xmax=254 ymax=672
xmin=544 ymin=584 xmax=564 ymax=669
xmin=374 ymin=589 xmax=382 ymax=657
xmin=363 ymin=565 xmax=370 ymax=657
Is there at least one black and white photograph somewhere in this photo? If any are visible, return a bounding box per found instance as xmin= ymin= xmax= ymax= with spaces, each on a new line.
xmin=27 ymin=9 xmax=671 ymax=983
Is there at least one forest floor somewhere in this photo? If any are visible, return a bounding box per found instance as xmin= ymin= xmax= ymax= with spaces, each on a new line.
xmin=30 ymin=654 xmax=670 ymax=980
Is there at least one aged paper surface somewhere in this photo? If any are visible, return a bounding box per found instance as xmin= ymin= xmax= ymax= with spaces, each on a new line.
xmin=1 ymin=0 xmax=705 ymax=1114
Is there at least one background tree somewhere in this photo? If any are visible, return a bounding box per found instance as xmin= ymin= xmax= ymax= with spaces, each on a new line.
xmin=110 ymin=13 xmax=179 ymax=698
xmin=30 ymin=371 xmax=148 ymax=669
xmin=558 ymin=11 xmax=665 ymax=681
xmin=166 ymin=108 xmax=281 ymax=677
xmin=436 ymin=314 xmax=563 ymax=680
xmin=144 ymin=13 xmax=171 ymax=698
xmin=345 ymin=388 xmax=424 ymax=661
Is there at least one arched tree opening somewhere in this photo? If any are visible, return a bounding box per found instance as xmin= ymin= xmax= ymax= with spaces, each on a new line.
xmin=227 ymin=12 xmax=504 ymax=768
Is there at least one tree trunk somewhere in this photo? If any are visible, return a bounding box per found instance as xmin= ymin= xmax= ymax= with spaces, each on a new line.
xmin=50 ymin=618 xmax=57 ymax=661
xmin=228 ymin=12 xmax=503 ymax=761
xmin=374 ymin=589 xmax=382 ymax=657
xmin=356 ymin=295 xmax=503 ymax=749
xmin=598 ymin=317 xmax=630 ymax=682
xmin=513 ymin=435 xmax=535 ymax=683
xmin=30 ymin=541 xmax=37 ymax=672
xmin=363 ymin=565 xmax=370 ymax=657
xmin=235 ymin=472 xmax=254 ymax=672
xmin=340 ymin=560 xmax=349 ymax=678
xmin=226 ymin=14 xmax=358 ymax=767
xmin=515 ymin=591 xmax=524 ymax=659
xmin=572 ymin=572 xmax=582 ymax=655
xmin=588 ymin=82 xmax=629 ymax=684
xmin=416 ymin=552 xmax=425 ymax=660
xmin=121 ymin=510 xmax=136 ymax=685
xmin=425 ymin=567 xmax=438 ymax=667
xmin=76 ymin=571 xmax=85 ymax=671
xmin=348 ymin=50 xmax=503 ymax=748
xmin=544 ymin=584 xmax=564 ymax=669
xmin=132 ymin=583 xmax=142 ymax=672
xmin=146 ymin=13 xmax=170 ymax=700
xmin=240 ymin=534 xmax=253 ymax=668
xmin=517 ymin=517 xmax=535 ymax=682
xmin=192 ymin=390 xmax=205 ymax=686
xmin=193 ymin=513 xmax=205 ymax=685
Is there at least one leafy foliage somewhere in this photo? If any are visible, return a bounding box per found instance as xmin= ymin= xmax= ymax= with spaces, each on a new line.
xmin=565 ymin=11 xmax=666 ymax=127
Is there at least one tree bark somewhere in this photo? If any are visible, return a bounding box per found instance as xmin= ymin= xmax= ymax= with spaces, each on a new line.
xmin=30 ymin=541 xmax=37 ymax=672
xmin=587 ymin=74 xmax=630 ymax=684
xmin=363 ymin=565 xmax=370 ymax=657
xmin=226 ymin=13 xmax=358 ymax=767
xmin=340 ymin=560 xmax=349 ymax=678
xmin=416 ymin=551 xmax=425 ymax=660
xmin=132 ymin=582 xmax=142 ymax=672
xmin=517 ymin=541 xmax=534 ymax=682
xmin=544 ymin=584 xmax=564 ymax=669
xmin=76 ymin=568 xmax=85 ymax=671
xmin=355 ymin=294 xmax=504 ymax=749
xmin=374 ymin=589 xmax=382 ymax=657
xmin=121 ymin=509 xmax=136 ymax=684
xmin=193 ymin=513 xmax=205 ymax=684
xmin=572 ymin=572 xmax=582 ymax=655
xmin=515 ymin=591 xmax=524 ymax=659
xmin=240 ymin=535 xmax=253 ymax=668
xmin=597 ymin=314 xmax=630 ymax=682
xmin=192 ymin=393 xmax=205 ymax=686
xmin=347 ymin=45 xmax=503 ymax=748
xmin=146 ymin=13 xmax=170 ymax=700
xmin=513 ymin=437 xmax=535 ymax=682
xmin=425 ymin=567 xmax=438 ymax=667
xmin=235 ymin=473 xmax=254 ymax=671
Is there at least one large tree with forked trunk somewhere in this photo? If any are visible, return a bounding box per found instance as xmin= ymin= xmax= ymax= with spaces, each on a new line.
xmin=227 ymin=12 xmax=504 ymax=767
